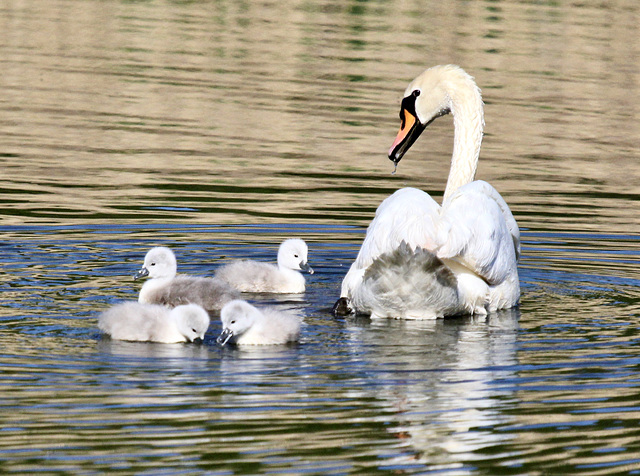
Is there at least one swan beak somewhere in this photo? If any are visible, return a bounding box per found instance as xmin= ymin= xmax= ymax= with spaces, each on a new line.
xmin=217 ymin=328 xmax=233 ymax=346
xmin=133 ymin=267 xmax=149 ymax=280
xmin=300 ymin=261 xmax=314 ymax=275
xmin=388 ymin=108 xmax=426 ymax=165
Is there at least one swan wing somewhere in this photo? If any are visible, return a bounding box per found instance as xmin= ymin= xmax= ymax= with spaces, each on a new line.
xmin=352 ymin=187 xmax=441 ymax=269
xmin=488 ymin=184 xmax=521 ymax=261
xmin=341 ymin=187 xmax=441 ymax=300
xmin=436 ymin=180 xmax=519 ymax=285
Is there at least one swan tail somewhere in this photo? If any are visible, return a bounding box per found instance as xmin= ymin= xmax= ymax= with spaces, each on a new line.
xmin=351 ymin=241 xmax=463 ymax=319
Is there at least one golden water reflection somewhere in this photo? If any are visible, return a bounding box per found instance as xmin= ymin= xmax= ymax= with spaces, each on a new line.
xmin=0 ymin=0 xmax=638 ymax=234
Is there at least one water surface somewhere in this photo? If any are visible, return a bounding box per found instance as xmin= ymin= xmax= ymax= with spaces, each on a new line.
xmin=0 ymin=0 xmax=639 ymax=474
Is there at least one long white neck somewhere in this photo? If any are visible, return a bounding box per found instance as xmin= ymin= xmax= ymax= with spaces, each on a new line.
xmin=442 ymin=78 xmax=484 ymax=202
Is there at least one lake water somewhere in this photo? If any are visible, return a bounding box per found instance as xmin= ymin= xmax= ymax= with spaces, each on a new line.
xmin=1 ymin=0 xmax=639 ymax=474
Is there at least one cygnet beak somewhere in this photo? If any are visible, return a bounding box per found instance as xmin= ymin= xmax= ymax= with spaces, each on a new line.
xmin=299 ymin=261 xmax=314 ymax=275
xmin=192 ymin=336 xmax=204 ymax=344
xmin=217 ymin=328 xmax=233 ymax=346
xmin=133 ymin=267 xmax=149 ymax=280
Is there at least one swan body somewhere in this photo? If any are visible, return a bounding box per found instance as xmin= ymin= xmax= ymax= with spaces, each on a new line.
xmin=216 ymin=300 xmax=301 ymax=346
xmin=214 ymin=239 xmax=314 ymax=293
xmin=135 ymin=247 xmax=239 ymax=310
xmin=338 ymin=64 xmax=520 ymax=319
xmin=99 ymin=302 xmax=210 ymax=343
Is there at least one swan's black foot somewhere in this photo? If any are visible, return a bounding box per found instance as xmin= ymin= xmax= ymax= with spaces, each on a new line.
xmin=332 ymin=297 xmax=354 ymax=316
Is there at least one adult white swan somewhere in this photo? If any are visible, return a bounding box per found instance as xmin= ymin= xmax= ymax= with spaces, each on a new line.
xmin=335 ymin=65 xmax=520 ymax=319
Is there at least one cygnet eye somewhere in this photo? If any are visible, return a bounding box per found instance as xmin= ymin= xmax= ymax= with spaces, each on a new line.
xmin=150 ymin=262 xmax=156 ymax=266
xmin=294 ymin=254 xmax=299 ymax=258
xmin=191 ymin=328 xmax=197 ymax=333
xmin=230 ymin=320 xmax=236 ymax=324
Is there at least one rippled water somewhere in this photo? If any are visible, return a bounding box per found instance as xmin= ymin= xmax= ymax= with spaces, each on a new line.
xmin=1 ymin=0 xmax=639 ymax=474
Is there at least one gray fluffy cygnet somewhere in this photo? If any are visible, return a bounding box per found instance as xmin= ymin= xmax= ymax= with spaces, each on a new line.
xmin=214 ymin=239 xmax=313 ymax=293
xmin=135 ymin=246 xmax=239 ymax=310
xmin=217 ymin=300 xmax=301 ymax=346
xmin=99 ymin=302 xmax=209 ymax=343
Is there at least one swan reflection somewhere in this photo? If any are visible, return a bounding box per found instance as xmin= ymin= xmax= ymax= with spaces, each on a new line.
xmin=342 ymin=308 xmax=520 ymax=469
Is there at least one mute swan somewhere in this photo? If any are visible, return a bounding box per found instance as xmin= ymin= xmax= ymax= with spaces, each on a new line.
xmin=214 ymin=239 xmax=314 ymax=294
xmin=99 ymin=302 xmax=210 ymax=343
xmin=336 ymin=64 xmax=520 ymax=319
xmin=216 ymin=300 xmax=301 ymax=346
xmin=135 ymin=247 xmax=240 ymax=310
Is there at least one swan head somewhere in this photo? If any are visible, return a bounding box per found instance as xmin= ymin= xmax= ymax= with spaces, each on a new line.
xmin=277 ymin=239 xmax=314 ymax=274
xmin=171 ymin=304 xmax=210 ymax=342
xmin=217 ymin=300 xmax=259 ymax=345
xmin=134 ymin=246 xmax=178 ymax=280
xmin=388 ymin=64 xmax=479 ymax=164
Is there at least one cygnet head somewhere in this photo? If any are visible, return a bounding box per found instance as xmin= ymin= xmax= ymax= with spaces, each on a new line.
xmin=217 ymin=300 xmax=260 ymax=346
xmin=171 ymin=304 xmax=210 ymax=342
xmin=134 ymin=246 xmax=178 ymax=280
xmin=277 ymin=239 xmax=314 ymax=274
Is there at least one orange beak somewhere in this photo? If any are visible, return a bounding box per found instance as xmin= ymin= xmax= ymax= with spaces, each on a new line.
xmin=388 ymin=108 xmax=417 ymax=158
xmin=388 ymin=107 xmax=426 ymax=165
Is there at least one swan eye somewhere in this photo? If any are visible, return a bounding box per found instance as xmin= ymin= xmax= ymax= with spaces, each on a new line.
xmin=412 ymin=89 xmax=420 ymax=97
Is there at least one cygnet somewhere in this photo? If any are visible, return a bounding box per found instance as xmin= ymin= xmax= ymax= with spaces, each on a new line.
xmin=99 ymin=302 xmax=210 ymax=343
xmin=135 ymin=246 xmax=240 ymax=310
xmin=214 ymin=239 xmax=314 ymax=293
xmin=216 ymin=300 xmax=301 ymax=346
